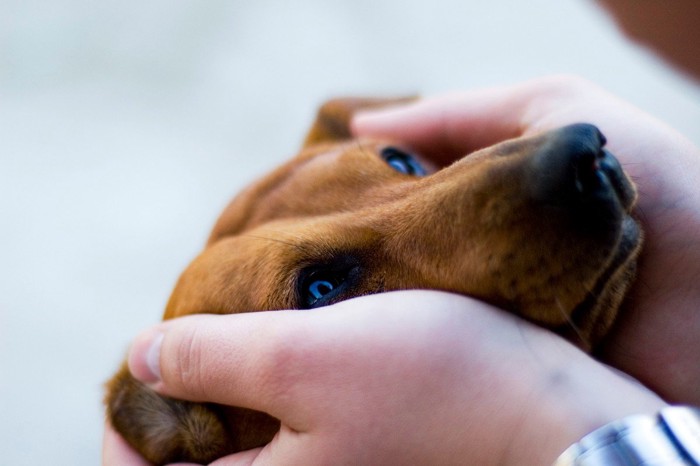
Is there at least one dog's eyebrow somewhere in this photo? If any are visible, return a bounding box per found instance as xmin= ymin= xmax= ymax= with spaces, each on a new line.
xmin=240 ymin=231 xmax=358 ymax=267
xmin=354 ymin=140 xmax=369 ymax=152
xmin=354 ymin=140 xmax=379 ymax=159
xmin=239 ymin=233 xmax=308 ymax=252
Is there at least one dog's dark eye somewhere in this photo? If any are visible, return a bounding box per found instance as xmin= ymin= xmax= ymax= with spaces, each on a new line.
xmin=301 ymin=270 xmax=347 ymax=308
xmin=305 ymin=275 xmax=342 ymax=306
xmin=381 ymin=147 xmax=426 ymax=176
xmin=298 ymin=258 xmax=360 ymax=309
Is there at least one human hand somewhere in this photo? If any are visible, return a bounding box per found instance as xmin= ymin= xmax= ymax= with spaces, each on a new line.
xmin=103 ymin=420 xmax=151 ymax=466
xmin=352 ymin=75 xmax=700 ymax=404
xmin=105 ymin=290 xmax=664 ymax=466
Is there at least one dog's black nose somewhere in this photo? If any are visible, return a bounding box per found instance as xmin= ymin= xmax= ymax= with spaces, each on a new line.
xmin=527 ymin=123 xmax=635 ymax=215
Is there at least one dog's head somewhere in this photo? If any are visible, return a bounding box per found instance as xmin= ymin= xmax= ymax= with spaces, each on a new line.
xmin=165 ymin=98 xmax=641 ymax=348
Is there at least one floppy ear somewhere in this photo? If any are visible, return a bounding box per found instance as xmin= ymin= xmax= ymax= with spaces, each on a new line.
xmin=302 ymin=97 xmax=415 ymax=147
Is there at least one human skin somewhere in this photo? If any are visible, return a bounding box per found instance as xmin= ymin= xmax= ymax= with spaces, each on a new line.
xmin=352 ymin=75 xmax=700 ymax=405
xmin=110 ymin=291 xmax=664 ymax=466
xmin=104 ymin=76 xmax=699 ymax=465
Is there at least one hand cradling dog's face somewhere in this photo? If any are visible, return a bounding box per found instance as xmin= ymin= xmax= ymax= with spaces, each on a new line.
xmin=106 ymin=98 xmax=642 ymax=465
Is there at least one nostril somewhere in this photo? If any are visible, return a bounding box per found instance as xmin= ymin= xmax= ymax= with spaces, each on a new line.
xmin=528 ymin=124 xmax=620 ymax=210
xmin=573 ymin=149 xmax=605 ymax=196
xmin=599 ymin=149 xmax=637 ymax=209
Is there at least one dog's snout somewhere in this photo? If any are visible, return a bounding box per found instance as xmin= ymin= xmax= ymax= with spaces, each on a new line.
xmin=527 ymin=123 xmax=634 ymax=214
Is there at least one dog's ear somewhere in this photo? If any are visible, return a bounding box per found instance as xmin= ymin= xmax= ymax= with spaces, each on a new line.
xmin=302 ymin=97 xmax=415 ymax=147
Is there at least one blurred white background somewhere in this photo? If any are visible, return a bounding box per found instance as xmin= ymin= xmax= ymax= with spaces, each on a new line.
xmin=1 ymin=0 xmax=699 ymax=464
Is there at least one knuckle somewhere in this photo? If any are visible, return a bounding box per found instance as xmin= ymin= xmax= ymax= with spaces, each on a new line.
xmin=165 ymin=324 xmax=208 ymax=398
xmin=255 ymin=324 xmax=309 ymax=401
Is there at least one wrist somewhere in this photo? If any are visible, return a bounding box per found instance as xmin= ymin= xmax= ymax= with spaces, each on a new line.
xmin=503 ymin=340 xmax=666 ymax=466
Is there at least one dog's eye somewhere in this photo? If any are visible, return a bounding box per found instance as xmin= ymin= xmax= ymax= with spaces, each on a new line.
xmin=381 ymin=147 xmax=427 ymax=176
xmin=301 ymin=270 xmax=347 ymax=308
xmin=298 ymin=258 xmax=361 ymax=309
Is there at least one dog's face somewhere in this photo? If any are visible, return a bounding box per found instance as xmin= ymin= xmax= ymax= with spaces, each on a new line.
xmin=107 ymin=98 xmax=644 ymax=465
xmin=164 ymin=99 xmax=641 ymax=346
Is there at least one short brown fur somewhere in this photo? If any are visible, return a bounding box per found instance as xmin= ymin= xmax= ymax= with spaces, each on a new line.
xmin=106 ymin=98 xmax=642 ymax=464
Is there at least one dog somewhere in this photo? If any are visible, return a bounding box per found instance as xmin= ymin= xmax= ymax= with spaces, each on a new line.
xmin=106 ymin=97 xmax=642 ymax=464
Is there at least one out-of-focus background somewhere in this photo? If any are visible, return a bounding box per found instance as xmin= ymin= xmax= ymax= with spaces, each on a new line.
xmin=1 ymin=0 xmax=699 ymax=464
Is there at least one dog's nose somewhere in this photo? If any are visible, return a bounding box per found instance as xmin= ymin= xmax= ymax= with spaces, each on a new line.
xmin=527 ymin=123 xmax=635 ymax=213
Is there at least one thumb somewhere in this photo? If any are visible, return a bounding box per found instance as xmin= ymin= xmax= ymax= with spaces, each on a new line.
xmin=127 ymin=312 xmax=289 ymax=414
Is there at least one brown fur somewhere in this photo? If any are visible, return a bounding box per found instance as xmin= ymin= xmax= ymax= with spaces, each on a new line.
xmin=106 ymin=98 xmax=642 ymax=464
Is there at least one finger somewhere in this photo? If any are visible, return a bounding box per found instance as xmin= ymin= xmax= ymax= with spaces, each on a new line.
xmin=208 ymin=447 xmax=264 ymax=466
xmin=102 ymin=421 xmax=152 ymax=466
xmin=127 ymin=291 xmax=526 ymax=433
xmin=351 ymin=75 xmax=596 ymax=166
xmin=127 ymin=310 xmax=306 ymax=416
xmin=352 ymin=84 xmax=532 ymax=165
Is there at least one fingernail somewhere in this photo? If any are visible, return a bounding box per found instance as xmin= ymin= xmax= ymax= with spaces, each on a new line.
xmin=128 ymin=328 xmax=164 ymax=385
